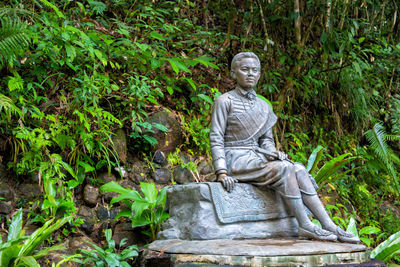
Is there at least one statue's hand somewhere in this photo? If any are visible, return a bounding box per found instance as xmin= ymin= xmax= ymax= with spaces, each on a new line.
xmin=218 ymin=174 xmax=238 ymax=192
xmin=274 ymin=151 xmax=288 ymax=161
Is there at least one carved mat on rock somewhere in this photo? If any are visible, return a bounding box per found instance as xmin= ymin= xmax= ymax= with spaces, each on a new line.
xmin=206 ymin=182 xmax=292 ymax=224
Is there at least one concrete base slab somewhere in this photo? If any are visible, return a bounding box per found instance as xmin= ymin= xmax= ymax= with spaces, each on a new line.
xmin=144 ymin=238 xmax=371 ymax=267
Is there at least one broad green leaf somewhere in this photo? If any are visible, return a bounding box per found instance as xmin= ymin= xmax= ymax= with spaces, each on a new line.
xmin=78 ymin=161 xmax=95 ymax=173
xmin=197 ymin=94 xmax=213 ymax=105
xmin=352 ymin=61 xmax=362 ymax=75
xmin=0 ymin=237 xmax=28 ymax=251
xmin=373 ymin=244 xmax=400 ymax=262
xmin=371 ymin=230 xmax=400 ymax=259
xmin=194 ymin=56 xmax=219 ymax=69
xmin=360 ymin=237 xmax=371 ymax=247
xmin=110 ymin=191 xmax=142 ymax=205
xmin=314 ymin=153 xmax=356 ymax=184
xmin=185 ymin=78 xmax=196 ymax=91
xmin=132 ymin=199 xmax=150 ymax=218
xmin=306 ymin=145 xmax=325 ymax=173
xmin=359 ymin=226 xmax=381 ymax=236
xmin=59 ymin=161 xmax=77 ymax=179
xmin=8 ymin=209 xmax=23 ymax=241
xmin=94 ymin=49 xmax=107 ymax=66
xmin=156 ymin=186 xmax=168 ymax=208
xmin=131 ymin=216 xmax=151 ymax=228
xmin=104 ymin=229 xmax=112 ymax=244
xmin=140 ymin=182 xmax=157 ymax=203
xmin=115 ymin=209 xmax=132 ymax=221
xmin=346 ymin=217 xmax=358 ymax=237
xmin=167 ymin=58 xmax=191 ymax=74
xmin=65 ymin=44 xmax=76 ymax=62
xmin=121 ymin=248 xmax=139 ymax=259
xmin=19 ymin=216 xmax=70 ymax=257
xmin=100 ymin=181 xmax=131 ymax=194
xmin=105 ymin=253 xmax=120 ymax=267
xmin=166 ymin=86 xmax=174 ymax=95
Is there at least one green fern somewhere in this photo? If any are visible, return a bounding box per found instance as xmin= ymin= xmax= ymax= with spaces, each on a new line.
xmin=389 ymin=95 xmax=400 ymax=134
xmin=0 ymin=18 xmax=30 ymax=69
xmin=365 ymin=123 xmax=400 ymax=194
xmin=0 ymin=93 xmax=22 ymax=120
xmin=0 ymin=8 xmax=40 ymax=22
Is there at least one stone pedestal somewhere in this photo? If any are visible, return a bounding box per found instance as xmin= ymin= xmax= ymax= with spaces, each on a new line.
xmin=144 ymin=239 xmax=371 ymax=267
xmin=159 ymin=182 xmax=298 ymax=240
xmin=151 ymin=183 xmax=373 ymax=266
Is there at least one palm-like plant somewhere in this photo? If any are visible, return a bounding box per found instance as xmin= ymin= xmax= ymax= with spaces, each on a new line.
xmin=0 ymin=18 xmax=30 ymax=69
xmin=365 ymin=123 xmax=400 ymax=195
xmin=0 ymin=209 xmax=71 ymax=266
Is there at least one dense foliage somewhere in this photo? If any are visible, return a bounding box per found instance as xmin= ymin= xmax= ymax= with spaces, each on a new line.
xmin=0 ymin=0 xmax=399 ymax=263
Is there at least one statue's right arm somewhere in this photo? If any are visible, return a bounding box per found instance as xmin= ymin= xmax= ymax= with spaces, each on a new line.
xmin=210 ymin=96 xmax=229 ymax=178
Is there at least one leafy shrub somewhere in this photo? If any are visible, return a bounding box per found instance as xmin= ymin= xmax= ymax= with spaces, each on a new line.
xmin=0 ymin=209 xmax=70 ymax=266
xmin=73 ymin=229 xmax=139 ymax=267
xmin=100 ymin=182 xmax=169 ymax=240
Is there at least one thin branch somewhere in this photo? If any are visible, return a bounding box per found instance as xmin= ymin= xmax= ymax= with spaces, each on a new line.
xmin=391 ymin=0 xmax=398 ymax=32
xmin=256 ymin=0 xmax=270 ymax=47
xmin=319 ymin=63 xmax=351 ymax=73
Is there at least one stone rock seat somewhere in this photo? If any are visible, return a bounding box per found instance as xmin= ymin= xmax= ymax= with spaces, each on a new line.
xmin=158 ymin=182 xmax=298 ymax=240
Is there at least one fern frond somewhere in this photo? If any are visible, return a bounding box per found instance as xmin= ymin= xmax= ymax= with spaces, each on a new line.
xmin=365 ymin=123 xmax=389 ymax=162
xmin=386 ymin=134 xmax=400 ymax=142
xmin=365 ymin=123 xmax=400 ymax=194
xmin=0 ymin=93 xmax=22 ymax=118
xmin=0 ymin=18 xmax=30 ymax=68
xmin=0 ymin=8 xmax=40 ymax=22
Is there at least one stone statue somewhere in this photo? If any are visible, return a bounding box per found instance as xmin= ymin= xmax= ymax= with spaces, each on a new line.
xmin=210 ymin=52 xmax=359 ymax=243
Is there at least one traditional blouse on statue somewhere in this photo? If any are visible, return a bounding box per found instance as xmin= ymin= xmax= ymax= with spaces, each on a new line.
xmin=210 ymin=88 xmax=312 ymax=198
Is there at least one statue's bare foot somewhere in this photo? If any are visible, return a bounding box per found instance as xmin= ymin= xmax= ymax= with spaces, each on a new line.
xmin=331 ymin=227 xmax=360 ymax=243
xmin=298 ymin=225 xmax=337 ymax=241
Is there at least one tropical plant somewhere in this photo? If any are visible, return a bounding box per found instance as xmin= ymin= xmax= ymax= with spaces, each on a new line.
xmin=100 ymin=182 xmax=169 ymax=240
xmin=365 ymin=123 xmax=400 ymax=195
xmin=306 ymin=145 xmax=358 ymax=186
xmin=0 ymin=209 xmax=71 ymax=267
xmin=346 ymin=217 xmax=381 ymax=247
xmin=371 ymin=230 xmax=400 ymax=262
xmin=73 ymin=229 xmax=139 ymax=267
xmin=0 ymin=17 xmax=30 ymax=69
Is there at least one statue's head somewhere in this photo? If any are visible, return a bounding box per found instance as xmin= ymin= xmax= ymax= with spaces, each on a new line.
xmin=230 ymin=52 xmax=261 ymax=91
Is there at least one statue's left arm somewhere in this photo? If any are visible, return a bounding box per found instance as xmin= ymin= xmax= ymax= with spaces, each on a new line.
xmin=258 ymin=107 xmax=288 ymax=161
xmin=258 ymin=128 xmax=277 ymax=153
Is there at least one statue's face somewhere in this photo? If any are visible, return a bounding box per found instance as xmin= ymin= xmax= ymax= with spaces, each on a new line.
xmin=232 ymin=57 xmax=260 ymax=90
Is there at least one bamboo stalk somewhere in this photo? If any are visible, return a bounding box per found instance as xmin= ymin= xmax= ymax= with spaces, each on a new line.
xmin=325 ymin=0 xmax=332 ymax=32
